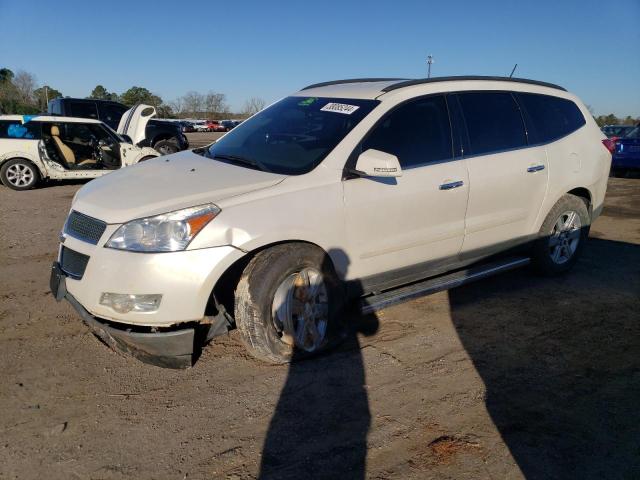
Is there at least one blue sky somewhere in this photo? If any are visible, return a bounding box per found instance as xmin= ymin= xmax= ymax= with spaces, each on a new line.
xmin=1 ymin=0 xmax=638 ymax=116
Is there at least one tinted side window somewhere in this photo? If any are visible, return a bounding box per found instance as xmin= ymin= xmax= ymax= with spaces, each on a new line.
xmin=49 ymin=100 xmax=62 ymax=115
xmin=98 ymin=103 xmax=127 ymax=129
xmin=517 ymin=93 xmax=586 ymax=143
xmin=363 ymin=95 xmax=452 ymax=168
xmin=457 ymin=92 xmax=527 ymax=155
xmin=68 ymin=101 xmax=98 ymax=120
xmin=0 ymin=120 xmax=42 ymax=139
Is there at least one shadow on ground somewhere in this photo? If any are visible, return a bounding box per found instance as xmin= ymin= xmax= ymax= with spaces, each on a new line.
xmin=258 ymin=310 xmax=379 ymax=479
xmin=449 ymin=238 xmax=640 ymax=478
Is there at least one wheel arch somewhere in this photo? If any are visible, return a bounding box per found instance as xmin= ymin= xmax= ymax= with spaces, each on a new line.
xmin=0 ymin=153 xmax=47 ymax=177
xmin=208 ymin=240 xmax=339 ymax=322
xmin=566 ymin=187 xmax=593 ymax=213
xmin=0 ymin=156 xmax=45 ymax=186
xmin=150 ymin=133 xmax=177 ymax=147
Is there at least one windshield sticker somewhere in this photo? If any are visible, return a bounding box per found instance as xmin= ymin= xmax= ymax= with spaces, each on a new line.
xmin=298 ymin=97 xmax=318 ymax=107
xmin=320 ymin=103 xmax=360 ymax=115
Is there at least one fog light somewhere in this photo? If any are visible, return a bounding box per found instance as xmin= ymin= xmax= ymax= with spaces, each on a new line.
xmin=99 ymin=293 xmax=162 ymax=314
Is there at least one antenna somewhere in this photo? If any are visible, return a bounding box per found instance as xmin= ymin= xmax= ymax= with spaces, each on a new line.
xmin=427 ymin=55 xmax=434 ymax=78
xmin=509 ymin=63 xmax=518 ymax=78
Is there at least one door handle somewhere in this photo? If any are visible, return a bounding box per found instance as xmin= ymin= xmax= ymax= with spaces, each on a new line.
xmin=439 ymin=180 xmax=464 ymax=190
xmin=527 ymin=164 xmax=545 ymax=173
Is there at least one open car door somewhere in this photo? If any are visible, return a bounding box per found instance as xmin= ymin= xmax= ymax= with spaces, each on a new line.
xmin=117 ymin=104 xmax=156 ymax=145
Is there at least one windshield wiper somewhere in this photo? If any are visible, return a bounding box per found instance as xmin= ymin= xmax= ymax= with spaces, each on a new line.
xmin=212 ymin=153 xmax=269 ymax=172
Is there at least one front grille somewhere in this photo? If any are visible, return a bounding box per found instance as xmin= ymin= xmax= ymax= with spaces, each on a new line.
xmin=64 ymin=211 xmax=107 ymax=245
xmin=60 ymin=246 xmax=90 ymax=279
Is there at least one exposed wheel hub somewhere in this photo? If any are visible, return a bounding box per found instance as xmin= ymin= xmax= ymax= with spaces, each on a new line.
xmin=549 ymin=210 xmax=582 ymax=265
xmin=271 ymin=267 xmax=329 ymax=352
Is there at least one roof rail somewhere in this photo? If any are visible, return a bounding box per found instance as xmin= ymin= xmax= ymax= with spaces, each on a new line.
xmin=301 ymin=78 xmax=407 ymax=91
xmin=382 ymin=76 xmax=567 ymax=92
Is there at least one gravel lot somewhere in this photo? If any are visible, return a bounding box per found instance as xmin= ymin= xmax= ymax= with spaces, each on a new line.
xmin=0 ymin=166 xmax=638 ymax=479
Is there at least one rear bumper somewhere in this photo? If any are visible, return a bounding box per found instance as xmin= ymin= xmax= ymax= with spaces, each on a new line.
xmin=612 ymin=154 xmax=640 ymax=169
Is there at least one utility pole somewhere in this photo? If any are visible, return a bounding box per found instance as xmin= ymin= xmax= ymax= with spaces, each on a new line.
xmin=45 ymin=86 xmax=49 ymax=104
xmin=427 ymin=55 xmax=434 ymax=78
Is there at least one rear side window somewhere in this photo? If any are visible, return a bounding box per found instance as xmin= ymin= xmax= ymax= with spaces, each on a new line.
xmin=517 ymin=93 xmax=586 ymax=143
xmin=49 ymin=100 xmax=62 ymax=115
xmin=0 ymin=120 xmax=42 ymax=139
xmin=68 ymin=101 xmax=98 ymax=120
xmin=457 ymin=92 xmax=527 ymax=155
xmin=98 ymin=103 xmax=127 ymax=128
xmin=363 ymin=95 xmax=453 ymax=168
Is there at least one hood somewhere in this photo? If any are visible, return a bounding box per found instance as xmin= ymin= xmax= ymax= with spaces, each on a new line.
xmin=72 ymin=150 xmax=286 ymax=223
xmin=117 ymin=104 xmax=156 ymax=145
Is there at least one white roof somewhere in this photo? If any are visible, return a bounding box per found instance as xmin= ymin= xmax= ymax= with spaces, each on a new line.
xmin=294 ymin=77 xmax=570 ymax=101
xmin=0 ymin=115 xmax=103 ymax=124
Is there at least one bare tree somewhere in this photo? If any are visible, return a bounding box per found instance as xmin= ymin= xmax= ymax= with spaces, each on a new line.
xmin=13 ymin=70 xmax=37 ymax=104
xmin=204 ymin=92 xmax=228 ymax=118
xmin=181 ymin=91 xmax=205 ymax=118
xmin=168 ymin=97 xmax=185 ymax=116
xmin=242 ymin=97 xmax=266 ymax=116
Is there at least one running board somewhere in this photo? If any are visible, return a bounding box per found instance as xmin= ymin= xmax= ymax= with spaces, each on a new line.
xmin=359 ymin=256 xmax=530 ymax=315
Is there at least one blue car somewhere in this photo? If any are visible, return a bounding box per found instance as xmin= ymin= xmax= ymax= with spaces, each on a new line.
xmin=612 ymin=125 xmax=640 ymax=176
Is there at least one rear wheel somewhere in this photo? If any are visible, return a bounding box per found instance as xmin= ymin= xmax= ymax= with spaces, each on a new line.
xmin=1 ymin=159 xmax=41 ymax=190
xmin=234 ymin=243 xmax=345 ymax=364
xmin=531 ymin=194 xmax=590 ymax=275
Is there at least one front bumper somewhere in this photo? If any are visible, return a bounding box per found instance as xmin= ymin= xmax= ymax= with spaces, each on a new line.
xmin=51 ymin=263 xmax=229 ymax=368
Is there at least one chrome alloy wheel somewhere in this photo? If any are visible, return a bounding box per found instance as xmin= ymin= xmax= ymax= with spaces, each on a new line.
xmin=6 ymin=163 xmax=34 ymax=187
xmin=271 ymin=267 xmax=329 ymax=352
xmin=549 ymin=210 xmax=582 ymax=265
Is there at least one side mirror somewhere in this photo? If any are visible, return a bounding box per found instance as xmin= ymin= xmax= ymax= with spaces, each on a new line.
xmin=120 ymin=134 xmax=133 ymax=144
xmin=354 ymin=149 xmax=402 ymax=178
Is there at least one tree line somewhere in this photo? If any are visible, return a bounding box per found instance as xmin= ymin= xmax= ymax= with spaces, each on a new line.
xmin=0 ymin=67 xmax=266 ymax=119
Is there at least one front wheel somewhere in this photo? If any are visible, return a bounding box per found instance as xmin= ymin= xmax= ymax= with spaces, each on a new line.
xmin=1 ymin=159 xmax=41 ymax=190
xmin=234 ymin=244 xmax=345 ymax=364
xmin=153 ymin=139 xmax=179 ymax=155
xmin=531 ymin=194 xmax=590 ymax=275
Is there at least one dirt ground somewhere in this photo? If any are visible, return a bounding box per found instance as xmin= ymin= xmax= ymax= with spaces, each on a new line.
xmin=1 ymin=171 xmax=639 ymax=479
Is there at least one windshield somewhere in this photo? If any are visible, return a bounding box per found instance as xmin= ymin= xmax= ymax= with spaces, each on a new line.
xmin=624 ymin=126 xmax=639 ymax=139
xmin=204 ymin=96 xmax=378 ymax=174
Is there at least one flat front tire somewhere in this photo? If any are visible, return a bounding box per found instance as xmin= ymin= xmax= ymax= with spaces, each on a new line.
xmin=234 ymin=244 xmax=344 ymax=364
xmin=531 ymin=194 xmax=590 ymax=275
xmin=1 ymin=159 xmax=41 ymax=190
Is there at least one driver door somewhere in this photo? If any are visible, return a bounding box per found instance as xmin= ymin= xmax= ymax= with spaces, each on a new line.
xmin=343 ymin=95 xmax=469 ymax=292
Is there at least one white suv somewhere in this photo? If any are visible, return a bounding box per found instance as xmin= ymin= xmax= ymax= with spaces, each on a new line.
xmin=50 ymin=77 xmax=611 ymax=368
xmin=0 ymin=105 xmax=159 ymax=190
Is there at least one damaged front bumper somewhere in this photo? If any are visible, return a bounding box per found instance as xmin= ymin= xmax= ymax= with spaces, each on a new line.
xmin=50 ymin=262 xmax=230 ymax=369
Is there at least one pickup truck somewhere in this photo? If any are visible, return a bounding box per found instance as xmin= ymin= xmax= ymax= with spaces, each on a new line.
xmin=48 ymin=98 xmax=189 ymax=155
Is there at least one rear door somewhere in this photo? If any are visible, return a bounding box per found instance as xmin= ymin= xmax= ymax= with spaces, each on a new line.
xmin=453 ymin=91 xmax=548 ymax=259
xmin=343 ymin=95 xmax=469 ymax=291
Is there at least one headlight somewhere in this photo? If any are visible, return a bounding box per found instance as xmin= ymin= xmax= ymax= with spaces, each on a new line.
xmin=105 ymin=204 xmax=220 ymax=252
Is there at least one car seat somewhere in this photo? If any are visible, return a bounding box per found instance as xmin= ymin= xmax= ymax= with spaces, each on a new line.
xmin=50 ymin=125 xmax=97 ymax=167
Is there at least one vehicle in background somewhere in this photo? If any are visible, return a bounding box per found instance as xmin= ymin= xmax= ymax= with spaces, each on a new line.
xmin=179 ymin=121 xmax=195 ymax=133
xmin=602 ymin=125 xmax=635 ymax=138
xmin=48 ymin=98 xmax=189 ymax=155
xmin=51 ymin=76 xmax=611 ymax=368
xmin=611 ymin=125 xmax=640 ymax=176
xmin=0 ymin=113 xmax=159 ymax=190
xmin=220 ymin=120 xmax=236 ymax=131
xmin=194 ymin=121 xmax=210 ymax=132
xmin=206 ymin=120 xmax=227 ymax=132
